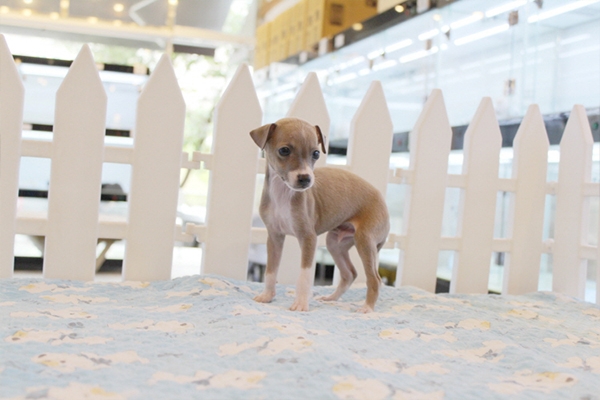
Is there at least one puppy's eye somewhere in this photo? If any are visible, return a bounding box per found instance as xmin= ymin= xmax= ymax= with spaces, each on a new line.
xmin=312 ymin=150 xmax=320 ymax=160
xmin=278 ymin=147 xmax=291 ymax=156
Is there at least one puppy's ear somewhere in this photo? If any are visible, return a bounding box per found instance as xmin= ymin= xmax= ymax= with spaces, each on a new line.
xmin=315 ymin=125 xmax=327 ymax=154
xmin=249 ymin=123 xmax=277 ymax=149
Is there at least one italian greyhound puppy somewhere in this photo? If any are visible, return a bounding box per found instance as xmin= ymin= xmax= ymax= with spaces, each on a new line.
xmin=250 ymin=117 xmax=390 ymax=313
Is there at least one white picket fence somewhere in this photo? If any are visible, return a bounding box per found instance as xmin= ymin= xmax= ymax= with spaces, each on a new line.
xmin=0 ymin=38 xmax=598 ymax=304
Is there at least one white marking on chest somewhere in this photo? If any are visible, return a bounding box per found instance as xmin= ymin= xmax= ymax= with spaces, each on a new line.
xmin=268 ymin=174 xmax=296 ymax=235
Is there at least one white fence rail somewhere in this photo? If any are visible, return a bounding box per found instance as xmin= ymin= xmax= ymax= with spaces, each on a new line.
xmin=0 ymin=39 xmax=598 ymax=304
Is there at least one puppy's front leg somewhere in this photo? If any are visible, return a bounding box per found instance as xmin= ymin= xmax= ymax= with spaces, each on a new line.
xmin=254 ymin=232 xmax=285 ymax=303
xmin=290 ymin=234 xmax=317 ymax=312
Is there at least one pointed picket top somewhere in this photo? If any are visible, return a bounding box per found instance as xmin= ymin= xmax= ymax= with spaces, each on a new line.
xmin=397 ymin=89 xmax=452 ymax=293
xmin=461 ymin=97 xmax=502 ymax=174
xmin=559 ymin=105 xmax=594 ymax=153
xmin=124 ymin=54 xmax=186 ymax=281
xmin=0 ymin=34 xmax=24 ymax=92
xmin=510 ymin=104 xmax=549 ymax=176
xmin=0 ymin=34 xmax=25 ymax=278
xmin=44 ymin=44 xmax=107 ymax=280
xmin=201 ymin=63 xmax=263 ymax=279
xmin=138 ymin=54 xmax=185 ymax=122
xmin=451 ymin=97 xmax=501 ymax=294
xmin=213 ymin=63 xmax=262 ymax=134
xmin=502 ymin=104 xmax=548 ymax=295
xmin=287 ymin=72 xmax=330 ymax=168
xmin=348 ymin=80 xmax=393 ymax=194
xmin=408 ymin=89 xmax=451 ymax=166
xmin=552 ymin=104 xmax=593 ymax=299
xmin=55 ymin=45 xmax=105 ymax=104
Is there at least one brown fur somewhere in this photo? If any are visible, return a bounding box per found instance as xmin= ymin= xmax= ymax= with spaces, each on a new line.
xmin=250 ymin=117 xmax=389 ymax=312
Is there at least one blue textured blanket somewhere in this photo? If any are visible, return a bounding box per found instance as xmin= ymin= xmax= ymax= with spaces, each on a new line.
xmin=2 ymin=275 xmax=600 ymax=399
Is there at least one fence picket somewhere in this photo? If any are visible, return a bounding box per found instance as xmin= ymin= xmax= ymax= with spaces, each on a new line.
xmin=552 ymin=105 xmax=593 ymax=299
xmin=502 ymin=105 xmax=549 ymax=295
xmin=344 ymin=81 xmax=393 ymax=284
xmin=451 ymin=98 xmax=501 ymax=294
xmin=348 ymin=81 xmax=393 ymax=194
xmin=396 ymin=89 xmax=452 ymax=292
xmin=0 ymin=35 xmax=24 ymax=278
xmin=276 ymin=72 xmax=330 ymax=285
xmin=201 ymin=64 xmax=262 ymax=280
xmin=123 ymin=55 xmax=186 ymax=281
xmin=43 ymin=45 xmax=107 ymax=280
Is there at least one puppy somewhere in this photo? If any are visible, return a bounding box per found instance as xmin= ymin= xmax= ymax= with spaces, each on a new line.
xmin=250 ymin=117 xmax=389 ymax=313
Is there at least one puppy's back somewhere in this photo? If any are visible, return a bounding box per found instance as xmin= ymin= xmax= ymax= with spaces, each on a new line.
xmin=312 ymin=167 xmax=389 ymax=233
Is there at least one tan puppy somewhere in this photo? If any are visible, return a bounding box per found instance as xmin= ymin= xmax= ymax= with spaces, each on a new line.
xmin=250 ymin=117 xmax=389 ymax=313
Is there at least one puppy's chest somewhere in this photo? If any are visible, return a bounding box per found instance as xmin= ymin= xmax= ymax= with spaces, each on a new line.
xmin=264 ymin=181 xmax=296 ymax=235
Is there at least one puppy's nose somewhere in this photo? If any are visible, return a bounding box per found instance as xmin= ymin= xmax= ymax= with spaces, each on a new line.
xmin=297 ymin=174 xmax=311 ymax=187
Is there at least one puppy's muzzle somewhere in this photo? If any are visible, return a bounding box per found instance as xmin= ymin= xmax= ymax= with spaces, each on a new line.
xmin=296 ymin=174 xmax=312 ymax=190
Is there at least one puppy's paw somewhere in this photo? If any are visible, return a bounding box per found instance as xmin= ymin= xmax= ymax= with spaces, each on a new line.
xmin=317 ymin=294 xmax=339 ymax=302
xmin=356 ymin=304 xmax=374 ymax=314
xmin=253 ymin=292 xmax=275 ymax=303
xmin=290 ymin=299 xmax=310 ymax=312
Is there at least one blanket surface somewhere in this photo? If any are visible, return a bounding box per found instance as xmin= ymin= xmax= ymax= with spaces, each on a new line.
xmin=1 ymin=275 xmax=600 ymax=399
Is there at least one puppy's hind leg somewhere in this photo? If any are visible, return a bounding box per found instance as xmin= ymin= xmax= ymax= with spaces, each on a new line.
xmin=254 ymin=232 xmax=285 ymax=303
xmin=319 ymin=231 xmax=357 ymax=302
xmin=354 ymin=231 xmax=382 ymax=313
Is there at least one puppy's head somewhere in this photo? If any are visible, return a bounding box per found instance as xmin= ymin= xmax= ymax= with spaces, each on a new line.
xmin=250 ymin=117 xmax=326 ymax=191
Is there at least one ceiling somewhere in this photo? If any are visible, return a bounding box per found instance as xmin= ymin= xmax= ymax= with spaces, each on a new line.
xmin=0 ymin=0 xmax=255 ymax=52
